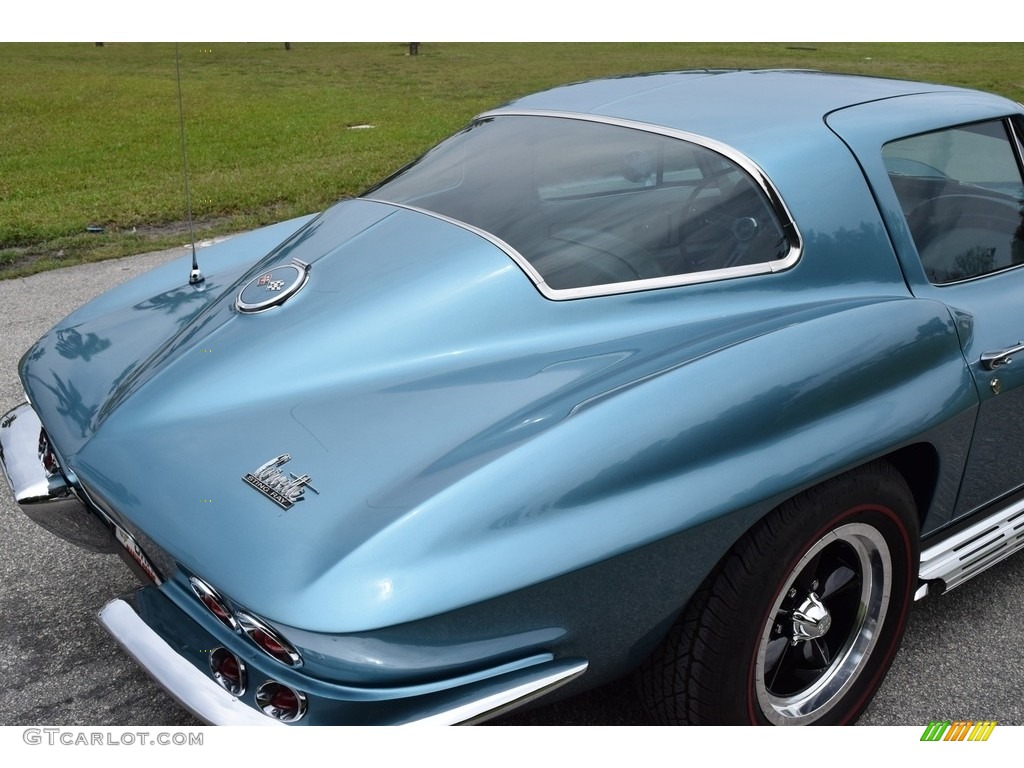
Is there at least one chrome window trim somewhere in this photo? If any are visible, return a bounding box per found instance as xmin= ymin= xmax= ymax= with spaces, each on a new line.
xmin=923 ymin=260 xmax=1024 ymax=288
xmin=366 ymin=110 xmax=802 ymax=301
xmin=362 ymin=198 xmax=555 ymax=289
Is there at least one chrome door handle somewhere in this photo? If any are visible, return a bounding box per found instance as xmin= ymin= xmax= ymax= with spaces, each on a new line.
xmin=981 ymin=341 xmax=1024 ymax=370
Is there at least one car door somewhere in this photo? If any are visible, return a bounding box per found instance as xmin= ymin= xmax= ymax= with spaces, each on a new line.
xmin=828 ymin=94 xmax=1024 ymax=523
xmin=883 ymin=119 xmax=1024 ymax=516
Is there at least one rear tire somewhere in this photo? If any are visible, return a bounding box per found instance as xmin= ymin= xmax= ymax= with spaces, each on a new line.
xmin=638 ymin=462 xmax=918 ymax=725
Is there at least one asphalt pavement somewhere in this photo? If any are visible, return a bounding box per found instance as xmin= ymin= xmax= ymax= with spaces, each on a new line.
xmin=1 ymin=244 xmax=1023 ymax=727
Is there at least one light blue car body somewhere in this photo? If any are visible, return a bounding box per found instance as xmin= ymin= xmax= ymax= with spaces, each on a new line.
xmin=6 ymin=70 xmax=1024 ymax=724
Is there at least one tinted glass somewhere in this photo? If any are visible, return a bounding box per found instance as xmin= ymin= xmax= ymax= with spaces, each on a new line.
xmin=885 ymin=120 xmax=1024 ymax=284
xmin=365 ymin=116 xmax=790 ymax=291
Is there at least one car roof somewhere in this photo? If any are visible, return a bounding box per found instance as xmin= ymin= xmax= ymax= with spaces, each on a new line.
xmin=491 ymin=69 xmax=986 ymax=161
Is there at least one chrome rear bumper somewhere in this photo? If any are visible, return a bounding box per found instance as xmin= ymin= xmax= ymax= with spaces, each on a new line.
xmin=100 ymin=591 xmax=588 ymax=726
xmin=0 ymin=403 xmax=117 ymax=553
xmin=99 ymin=597 xmax=278 ymax=726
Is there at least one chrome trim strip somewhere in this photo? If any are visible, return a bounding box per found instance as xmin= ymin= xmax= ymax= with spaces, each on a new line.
xmin=365 ymin=110 xmax=802 ymax=302
xmin=918 ymin=495 xmax=1024 ymax=596
xmin=537 ymin=261 xmax=786 ymax=301
xmin=366 ymin=201 xmax=792 ymax=302
xmin=360 ymin=199 xmax=553 ymax=291
xmin=401 ymin=659 xmax=589 ymax=726
xmin=98 ymin=598 xmax=281 ymax=726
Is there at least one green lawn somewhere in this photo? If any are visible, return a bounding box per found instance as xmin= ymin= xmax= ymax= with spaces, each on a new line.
xmin=2 ymin=42 xmax=1022 ymax=278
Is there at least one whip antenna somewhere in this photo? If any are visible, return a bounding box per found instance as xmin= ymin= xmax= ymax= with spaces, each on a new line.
xmin=175 ymin=43 xmax=204 ymax=286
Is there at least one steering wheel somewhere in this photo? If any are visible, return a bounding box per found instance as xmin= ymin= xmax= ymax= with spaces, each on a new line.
xmin=679 ymin=181 xmax=768 ymax=272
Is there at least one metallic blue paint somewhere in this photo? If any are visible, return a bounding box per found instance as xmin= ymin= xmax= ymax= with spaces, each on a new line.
xmin=5 ymin=69 xmax=1023 ymax=725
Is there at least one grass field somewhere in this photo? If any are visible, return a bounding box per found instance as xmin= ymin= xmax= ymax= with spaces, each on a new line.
xmin=2 ymin=42 xmax=1022 ymax=278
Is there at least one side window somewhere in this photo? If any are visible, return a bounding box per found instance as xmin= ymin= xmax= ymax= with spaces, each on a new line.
xmin=884 ymin=120 xmax=1024 ymax=284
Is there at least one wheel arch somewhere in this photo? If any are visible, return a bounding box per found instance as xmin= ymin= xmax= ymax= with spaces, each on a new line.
xmin=637 ymin=458 xmax=921 ymax=724
xmin=676 ymin=444 xmax=938 ymax=622
xmin=679 ymin=443 xmax=938 ymax=615
xmin=879 ymin=442 xmax=940 ymax=532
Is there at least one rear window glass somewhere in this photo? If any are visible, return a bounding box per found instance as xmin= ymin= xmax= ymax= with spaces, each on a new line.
xmin=364 ymin=116 xmax=792 ymax=292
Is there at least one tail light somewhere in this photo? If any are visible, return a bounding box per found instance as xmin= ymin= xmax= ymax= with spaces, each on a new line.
xmin=37 ymin=429 xmax=61 ymax=475
xmin=189 ymin=576 xmax=239 ymax=631
xmin=237 ymin=612 xmax=303 ymax=667
xmin=256 ymin=681 xmax=307 ymax=722
xmin=189 ymin=574 xmax=302 ymax=667
xmin=209 ymin=648 xmax=246 ymax=696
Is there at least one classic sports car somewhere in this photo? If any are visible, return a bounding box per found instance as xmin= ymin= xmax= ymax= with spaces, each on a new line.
xmin=3 ymin=69 xmax=1024 ymax=726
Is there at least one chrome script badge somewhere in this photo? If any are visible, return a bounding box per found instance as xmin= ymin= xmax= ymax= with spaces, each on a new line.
xmin=243 ymin=454 xmax=319 ymax=510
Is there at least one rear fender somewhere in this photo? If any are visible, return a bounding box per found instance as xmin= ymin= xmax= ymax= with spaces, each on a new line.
xmin=334 ymin=297 xmax=975 ymax=627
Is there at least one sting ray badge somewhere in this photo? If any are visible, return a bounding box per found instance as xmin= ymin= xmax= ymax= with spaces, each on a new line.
xmin=236 ymin=259 xmax=310 ymax=313
xmin=244 ymin=454 xmax=319 ymax=510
